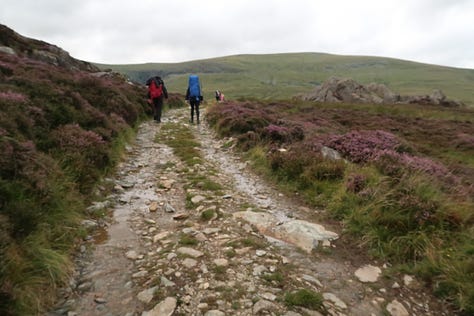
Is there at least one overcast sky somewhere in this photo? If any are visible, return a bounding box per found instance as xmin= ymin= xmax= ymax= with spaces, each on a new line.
xmin=1 ymin=0 xmax=473 ymax=69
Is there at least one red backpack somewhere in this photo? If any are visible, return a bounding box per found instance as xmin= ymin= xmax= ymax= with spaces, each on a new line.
xmin=149 ymin=79 xmax=163 ymax=99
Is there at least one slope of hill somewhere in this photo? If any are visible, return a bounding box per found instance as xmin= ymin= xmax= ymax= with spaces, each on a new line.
xmin=0 ymin=24 xmax=151 ymax=314
xmin=98 ymin=53 xmax=474 ymax=105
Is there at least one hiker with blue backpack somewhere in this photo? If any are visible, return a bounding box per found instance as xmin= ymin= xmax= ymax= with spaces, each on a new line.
xmin=185 ymin=75 xmax=203 ymax=124
xmin=146 ymin=76 xmax=168 ymax=123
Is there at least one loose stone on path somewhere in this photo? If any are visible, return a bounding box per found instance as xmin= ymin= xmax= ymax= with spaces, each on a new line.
xmin=355 ymin=264 xmax=382 ymax=283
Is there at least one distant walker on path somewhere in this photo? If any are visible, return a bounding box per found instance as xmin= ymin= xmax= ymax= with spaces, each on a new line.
xmin=146 ymin=76 xmax=168 ymax=123
xmin=186 ymin=75 xmax=203 ymax=124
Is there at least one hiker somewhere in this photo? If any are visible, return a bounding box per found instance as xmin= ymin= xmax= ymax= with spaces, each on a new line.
xmin=146 ymin=76 xmax=168 ymax=122
xmin=185 ymin=75 xmax=203 ymax=124
xmin=215 ymin=90 xmax=221 ymax=102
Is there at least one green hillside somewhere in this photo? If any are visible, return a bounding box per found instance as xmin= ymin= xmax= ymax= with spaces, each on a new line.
xmin=97 ymin=53 xmax=474 ymax=105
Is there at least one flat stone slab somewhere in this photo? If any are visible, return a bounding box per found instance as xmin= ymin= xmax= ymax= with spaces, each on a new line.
xmin=273 ymin=220 xmax=339 ymax=253
xmin=137 ymin=286 xmax=158 ymax=304
xmin=233 ymin=211 xmax=338 ymax=253
xmin=177 ymin=247 xmax=204 ymax=258
xmin=386 ymin=299 xmax=409 ymax=316
xmin=355 ymin=264 xmax=382 ymax=283
xmin=142 ymin=297 xmax=177 ymax=316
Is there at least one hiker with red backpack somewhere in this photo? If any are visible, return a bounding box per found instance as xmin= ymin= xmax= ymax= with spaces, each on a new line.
xmin=185 ymin=75 xmax=203 ymax=124
xmin=146 ymin=76 xmax=168 ymax=122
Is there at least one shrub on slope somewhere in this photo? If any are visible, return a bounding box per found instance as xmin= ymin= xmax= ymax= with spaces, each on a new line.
xmin=0 ymin=39 xmax=149 ymax=314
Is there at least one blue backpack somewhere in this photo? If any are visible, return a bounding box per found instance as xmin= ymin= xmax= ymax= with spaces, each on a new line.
xmin=188 ymin=75 xmax=201 ymax=100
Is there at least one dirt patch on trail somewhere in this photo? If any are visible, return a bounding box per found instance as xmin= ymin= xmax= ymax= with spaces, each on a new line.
xmin=49 ymin=107 xmax=453 ymax=316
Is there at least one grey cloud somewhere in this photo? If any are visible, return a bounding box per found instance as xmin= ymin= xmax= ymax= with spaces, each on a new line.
xmin=0 ymin=0 xmax=472 ymax=68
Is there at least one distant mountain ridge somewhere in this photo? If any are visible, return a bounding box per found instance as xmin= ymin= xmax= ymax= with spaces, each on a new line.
xmin=99 ymin=53 xmax=474 ymax=106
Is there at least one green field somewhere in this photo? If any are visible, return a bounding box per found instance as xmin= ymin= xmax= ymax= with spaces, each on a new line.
xmin=97 ymin=52 xmax=474 ymax=106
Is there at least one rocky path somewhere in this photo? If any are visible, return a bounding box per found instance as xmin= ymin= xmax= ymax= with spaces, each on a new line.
xmin=50 ymin=108 xmax=451 ymax=316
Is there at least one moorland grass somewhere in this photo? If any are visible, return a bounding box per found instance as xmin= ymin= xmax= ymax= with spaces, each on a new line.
xmin=284 ymin=288 xmax=324 ymax=310
xmin=206 ymin=99 xmax=474 ymax=313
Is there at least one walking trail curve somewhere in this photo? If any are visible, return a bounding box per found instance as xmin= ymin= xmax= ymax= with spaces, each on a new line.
xmin=50 ymin=107 xmax=452 ymax=316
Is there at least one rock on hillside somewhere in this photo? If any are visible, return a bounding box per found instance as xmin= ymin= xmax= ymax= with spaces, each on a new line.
xmin=302 ymin=76 xmax=464 ymax=107
xmin=0 ymin=24 xmax=98 ymax=72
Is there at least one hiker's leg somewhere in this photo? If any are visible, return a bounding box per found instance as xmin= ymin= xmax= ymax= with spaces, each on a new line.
xmin=190 ymin=102 xmax=194 ymax=123
xmin=156 ymin=97 xmax=163 ymax=122
xmin=196 ymin=102 xmax=200 ymax=124
xmin=153 ymin=98 xmax=159 ymax=121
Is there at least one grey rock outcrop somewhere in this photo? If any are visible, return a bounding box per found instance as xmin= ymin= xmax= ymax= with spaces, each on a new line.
xmin=302 ymin=77 xmax=463 ymax=107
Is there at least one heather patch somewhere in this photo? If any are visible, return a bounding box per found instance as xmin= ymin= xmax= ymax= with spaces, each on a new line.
xmin=454 ymin=133 xmax=474 ymax=150
xmin=324 ymin=130 xmax=402 ymax=163
xmin=0 ymin=46 xmax=152 ymax=314
xmin=262 ymin=122 xmax=304 ymax=143
xmin=207 ymin=99 xmax=474 ymax=312
xmin=206 ymin=101 xmax=274 ymax=136
xmin=0 ymin=90 xmax=28 ymax=103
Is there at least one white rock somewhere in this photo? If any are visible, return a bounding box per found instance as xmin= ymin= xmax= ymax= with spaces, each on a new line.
xmin=125 ymin=250 xmax=139 ymax=260
xmin=163 ymin=203 xmax=176 ymax=213
xmin=386 ymin=299 xmax=409 ymax=316
xmin=177 ymin=247 xmax=204 ymax=258
xmin=141 ymin=297 xmax=177 ymax=316
xmin=253 ymin=265 xmax=267 ymax=276
xmin=182 ymin=258 xmax=198 ymax=268
xmin=213 ymin=258 xmax=229 ymax=267
xmin=204 ymin=311 xmax=225 ymax=316
xmin=153 ymin=231 xmax=170 ymax=243
xmin=323 ymin=292 xmax=347 ymax=309
xmin=161 ymin=276 xmax=176 ymax=287
xmin=132 ymin=270 xmax=148 ymax=278
xmin=403 ymin=275 xmax=414 ymax=287
xmin=253 ymin=299 xmax=278 ymax=314
xmin=261 ymin=292 xmax=277 ymax=301
xmin=137 ymin=287 xmax=158 ymax=304
xmin=355 ymin=265 xmax=382 ymax=283
xmin=191 ymin=195 xmax=206 ymax=204
xmin=198 ymin=303 xmax=208 ymax=310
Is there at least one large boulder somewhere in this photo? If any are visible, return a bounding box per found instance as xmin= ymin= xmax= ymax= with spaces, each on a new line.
xmin=303 ymin=77 xmax=387 ymax=104
xmin=302 ymin=77 xmax=463 ymax=107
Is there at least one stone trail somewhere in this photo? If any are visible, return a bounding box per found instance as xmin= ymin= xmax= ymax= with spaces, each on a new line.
xmin=49 ymin=108 xmax=451 ymax=316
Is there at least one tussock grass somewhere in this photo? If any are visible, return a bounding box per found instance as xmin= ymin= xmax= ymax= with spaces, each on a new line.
xmin=200 ymin=209 xmax=216 ymax=221
xmin=284 ymin=289 xmax=324 ymax=310
xmin=178 ymin=234 xmax=199 ymax=246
